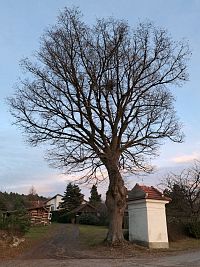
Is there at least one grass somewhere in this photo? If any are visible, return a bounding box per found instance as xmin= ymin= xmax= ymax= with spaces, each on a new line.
xmin=24 ymin=223 xmax=59 ymax=247
xmin=79 ymin=224 xmax=200 ymax=252
xmin=26 ymin=223 xmax=200 ymax=252
xmin=79 ymin=224 xmax=108 ymax=246
xmin=0 ymin=223 xmax=59 ymax=259
xmin=170 ymin=238 xmax=200 ymax=251
xmin=25 ymin=224 xmax=55 ymax=240
xmin=1 ymin=223 xmax=200 ymax=260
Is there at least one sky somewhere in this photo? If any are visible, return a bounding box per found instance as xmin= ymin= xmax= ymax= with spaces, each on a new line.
xmin=1 ymin=0 xmax=200 ymax=198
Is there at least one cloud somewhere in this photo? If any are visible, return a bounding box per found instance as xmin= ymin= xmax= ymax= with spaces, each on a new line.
xmin=171 ymin=152 xmax=200 ymax=164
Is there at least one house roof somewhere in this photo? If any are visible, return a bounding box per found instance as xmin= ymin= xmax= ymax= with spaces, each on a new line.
xmin=27 ymin=204 xmax=51 ymax=211
xmin=45 ymin=194 xmax=63 ymax=203
xmin=128 ymin=184 xmax=171 ymax=202
xmin=67 ymin=202 xmax=98 ymax=214
xmin=30 ymin=200 xmax=46 ymax=208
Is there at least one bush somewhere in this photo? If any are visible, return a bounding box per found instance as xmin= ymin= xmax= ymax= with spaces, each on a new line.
xmin=0 ymin=212 xmax=4 ymax=230
xmin=95 ymin=203 xmax=109 ymax=226
xmin=186 ymin=221 xmax=200 ymax=239
xmin=51 ymin=210 xmax=62 ymax=222
xmin=0 ymin=210 xmax=31 ymax=235
xmin=79 ymin=213 xmax=99 ymax=225
xmin=57 ymin=213 xmax=74 ymax=223
xmin=51 ymin=210 xmax=73 ymax=223
xmin=97 ymin=212 xmax=109 ymax=226
xmin=167 ymin=218 xmax=188 ymax=241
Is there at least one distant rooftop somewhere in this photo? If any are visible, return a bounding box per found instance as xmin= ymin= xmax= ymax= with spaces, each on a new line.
xmin=45 ymin=194 xmax=64 ymax=203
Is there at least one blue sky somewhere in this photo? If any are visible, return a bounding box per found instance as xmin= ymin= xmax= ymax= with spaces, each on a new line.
xmin=1 ymin=0 xmax=200 ymax=198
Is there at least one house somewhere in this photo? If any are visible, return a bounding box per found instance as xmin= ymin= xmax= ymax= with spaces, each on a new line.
xmin=68 ymin=202 xmax=98 ymax=216
xmin=28 ymin=205 xmax=51 ymax=225
xmin=45 ymin=194 xmax=63 ymax=211
xmin=1 ymin=206 xmax=52 ymax=226
xmin=1 ymin=199 xmax=53 ymax=226
xmin=64 ymin=202 xmax=99 ymax=223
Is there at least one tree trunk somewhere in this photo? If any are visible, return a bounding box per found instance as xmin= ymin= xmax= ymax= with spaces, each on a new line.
xmin=105 ymin=163 xmax=127 ymax=244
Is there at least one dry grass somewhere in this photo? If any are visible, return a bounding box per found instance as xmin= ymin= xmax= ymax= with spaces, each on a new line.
xmin=0 ymin=223 xmax=58 ymax=259
xmin=78 ymin=224 xmax=200 ymax=258
xmin=169 ymin=238 xmax=200 ymax=251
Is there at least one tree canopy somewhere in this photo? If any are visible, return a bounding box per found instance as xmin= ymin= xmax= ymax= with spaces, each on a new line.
xmin=0 ymin=191 xmax=47 ymax=211
xmin=9 ymin=7 xmax=190 ymax=243
xmin=61 ymin=182 xmax=84 ymax=211
xmin=89 ymin=185 xmax=102 ymax=206
xmin=163 ymin=161 xmax=200 ymax=220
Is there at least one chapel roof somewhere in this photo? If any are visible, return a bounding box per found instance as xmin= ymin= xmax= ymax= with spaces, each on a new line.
xmin=128 ymin=183 xmax=171 ymax=202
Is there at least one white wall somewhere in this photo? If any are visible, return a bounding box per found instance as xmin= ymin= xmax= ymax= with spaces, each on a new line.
xmin=46 ymin=195 xmax=63 ymax=211
xmin=128 ymin=200 xmax=149 ymax=243
xmin=146 ymin=200 xmax=169 ymax=246
xmin=128 ymin=199 xmax=169 ymax=248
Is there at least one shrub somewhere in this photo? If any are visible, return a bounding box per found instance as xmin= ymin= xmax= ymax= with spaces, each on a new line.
xmin=95 ymin=203 xmax=109 ymax=226
xmin=51 ymin=210 xmax=62 ymax=222
xmin=0 ymin=212 xmax=4 ymax=229
xmin=11 ymin=211 xmax=31 ymax=234
xmin=167 ymin=218 xmax=188 ymax=241
xmin=0 ymin=210 xmax=30 ymax=235
xmin=97 ymin=212 xmax=109 ymax=226
xmin=51 ymin=210 xmax=74 ymax=223
xmin=186 ymin=221 xmax=200 ymax=239
xmin=79 ymin=213 xmax=99 ymax=225
xmin=57 ymin=213 xmax=74 ymax=223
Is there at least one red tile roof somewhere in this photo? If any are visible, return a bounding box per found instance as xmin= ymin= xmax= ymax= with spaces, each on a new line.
xmin=128 ymin=184 xmax=171 ymax=202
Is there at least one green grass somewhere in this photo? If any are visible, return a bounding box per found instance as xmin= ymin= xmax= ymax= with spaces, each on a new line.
xmin=79 ymin=224 xmax=200 ymax=251
xmin=25 ymin=223 xmax=58 ymax=240
xmin=79 ymin=224 xmax=108 ymax=246
xmin=25 ymin=223 xmax=200 ymax=252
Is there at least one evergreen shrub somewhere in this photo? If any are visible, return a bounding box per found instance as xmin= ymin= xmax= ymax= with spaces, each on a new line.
xmin=79 ymin=213 xmax=99 ymax=225
xmin=57 ymin=213 xmax=74 ymax=223
xmin=186 ymin=221 xmax=200 ymax=239
xmin=0 ymin=210 xmax=30 ymax=235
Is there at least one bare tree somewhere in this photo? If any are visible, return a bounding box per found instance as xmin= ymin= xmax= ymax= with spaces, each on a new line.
xmin=8 ymin=7 xmax=190 ymax=243
xmin=28 ymin=185 xmax=37 ymax=201
xmin=29 ymin=186 xmax=37 ymax=196
xmin=162 ymin=161 xmax=200 ymax=220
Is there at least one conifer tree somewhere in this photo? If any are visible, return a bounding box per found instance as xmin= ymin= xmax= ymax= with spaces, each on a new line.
xmin=62 ymin=183 xmax=84 ymax=211
xmin=89 ymin=185 xmax=102 ymax=206
xmin=0 ymin=198 xmax=7 ymax=211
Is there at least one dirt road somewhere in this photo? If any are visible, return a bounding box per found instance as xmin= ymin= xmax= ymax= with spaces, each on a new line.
xmin=0 ymin=224 xmax=199 ymax=266
xmin=18 ymin=223 xmax=86 ymax=259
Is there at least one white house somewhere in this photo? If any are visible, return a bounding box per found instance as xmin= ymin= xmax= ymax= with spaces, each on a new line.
xmin=127 ymin=184 xmax=171 ymax=249
xmin=45 ymin=194 xmax=63 ymax=211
